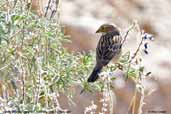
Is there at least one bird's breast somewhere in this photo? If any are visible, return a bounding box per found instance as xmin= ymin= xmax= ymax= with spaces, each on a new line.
xmin=111 ymin=49 xmax=122 ymax=63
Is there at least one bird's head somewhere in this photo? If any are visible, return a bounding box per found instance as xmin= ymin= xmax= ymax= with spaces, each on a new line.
xmin=96 ymin=24 xmax=119 ymax=34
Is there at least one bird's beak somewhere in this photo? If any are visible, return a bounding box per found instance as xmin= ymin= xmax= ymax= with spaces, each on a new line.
xmin=95 ymin=28 xmax=101 ymax=33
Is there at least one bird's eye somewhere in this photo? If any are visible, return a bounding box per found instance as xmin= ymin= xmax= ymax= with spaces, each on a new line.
xmin=102 ymin=26 xmax=105 ymax=30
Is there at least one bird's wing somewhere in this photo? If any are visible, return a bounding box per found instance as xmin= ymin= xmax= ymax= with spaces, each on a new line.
xmin=109 ymin=35 xmax=122 ymax=54
xmin=96 ymin=35 xmax=122 ymax=66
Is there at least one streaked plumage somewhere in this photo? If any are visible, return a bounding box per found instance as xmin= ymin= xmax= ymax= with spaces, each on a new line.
xmin=88 ymin=24 xmax=122 ymax=82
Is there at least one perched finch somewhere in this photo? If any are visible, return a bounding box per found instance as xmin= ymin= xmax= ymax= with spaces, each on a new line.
xmin=87 ymin=24 xmax=122 ymax=82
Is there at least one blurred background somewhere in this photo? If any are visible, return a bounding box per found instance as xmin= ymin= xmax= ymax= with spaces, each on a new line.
xmin=60 ymin=0 xmax=171 ymax=113
xmin=1 ymin=0 xmax=171 ymax=114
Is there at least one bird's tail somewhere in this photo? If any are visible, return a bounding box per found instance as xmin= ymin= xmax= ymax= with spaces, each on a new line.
xmin=87 ymin=64 xmax=103 ymax=82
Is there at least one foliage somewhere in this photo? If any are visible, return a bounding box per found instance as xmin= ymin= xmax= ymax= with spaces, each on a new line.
xmin=0 ymin=1 xmax=154 ymax=114
xmin=0 ymin=0 xmax=95 ymax=113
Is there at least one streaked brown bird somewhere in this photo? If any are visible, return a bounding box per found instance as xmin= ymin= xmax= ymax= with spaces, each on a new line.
xmin=87 ymin=24 xmax=122 ymax=82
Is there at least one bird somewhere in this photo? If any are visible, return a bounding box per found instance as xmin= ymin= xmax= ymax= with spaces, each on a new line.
xmin=87 ymin=24 xmax=122 ymax=82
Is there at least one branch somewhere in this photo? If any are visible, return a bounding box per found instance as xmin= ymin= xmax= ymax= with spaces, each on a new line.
xmin=129 ymin=34 xmax=144 ymax=63
xmin=122 ymin=22 xmax=136 ymax=44
xmin=44 ymin=0 xmax=52 ymax=17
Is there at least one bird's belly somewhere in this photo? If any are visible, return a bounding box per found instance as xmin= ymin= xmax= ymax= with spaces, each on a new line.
xmin=111 ymin=50 xmax=122 ymax=63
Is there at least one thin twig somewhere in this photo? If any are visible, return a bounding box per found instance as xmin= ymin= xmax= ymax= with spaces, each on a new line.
xmin=26 ymin=0 xmax=33 ymax=15
xmin=56 ymin=0 xmax=61 ymax=25
xmin=0 ymin=63 xmax=10 ymax=71
xmin=122 ymin=22 xmax=136 ymax=44
xmin=20 ymin=61 xmax=25 ymax=104
xmin=132 ymin=90 xmax=137 ymax=114
xmin=35 ymin=63 xmax=41 ymax=105
xmin=126 ymin=22 xmax=147 ymax=114
xmin=50 ymin=0 xmax=59 ymax=19
xmin=20 ymin=1 xmax=27 ymax=104
xmin=126 ymin=89 xmax=137 ymax=114
xmin=126 ymin=24 xmax=144 ymax=80
xmin=44 ymin=0 xmax=52 ymax=17
xmin=108 ymin=79 xmax=114 ymax=114
xmin=129 ymin=35 xmax=144 ymax=63
xmin=137 ymin=76 xmax=145 ymax=114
